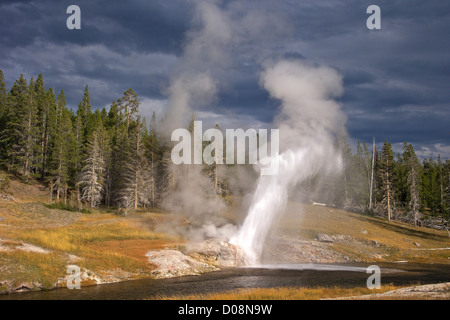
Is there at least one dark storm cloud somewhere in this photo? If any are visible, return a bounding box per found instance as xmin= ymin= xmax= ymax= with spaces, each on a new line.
xmin=0 ymin=0 xmax=190 ymax=53
xmin=0 ymin=0 xmax=185 ymax=108
xmin=0 ymin=0 xmax=449 ymax=157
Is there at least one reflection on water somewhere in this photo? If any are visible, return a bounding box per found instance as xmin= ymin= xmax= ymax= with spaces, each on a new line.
xmin=0 ymin=263 xmax=448 ymax=300
xmin=247 ymin=263 xmax=383 ymax=273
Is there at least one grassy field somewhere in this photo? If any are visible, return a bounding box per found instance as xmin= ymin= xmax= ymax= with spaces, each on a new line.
xmin=0 ymin=174 xmax=182 ymax=292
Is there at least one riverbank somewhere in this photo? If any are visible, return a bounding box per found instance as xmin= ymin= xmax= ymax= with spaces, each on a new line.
xmin=333 ymin=282 xmax=450 ymax=300
xmin=156 ymin=282 xmax=450 ymax=300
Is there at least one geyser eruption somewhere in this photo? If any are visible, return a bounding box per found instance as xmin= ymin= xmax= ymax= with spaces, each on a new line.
xmin=230 ymin=60 xmax=347 ymax=264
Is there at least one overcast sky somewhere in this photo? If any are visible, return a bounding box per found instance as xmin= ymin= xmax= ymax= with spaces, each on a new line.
xmin=1 ymin=0 xmax=449 ymax=158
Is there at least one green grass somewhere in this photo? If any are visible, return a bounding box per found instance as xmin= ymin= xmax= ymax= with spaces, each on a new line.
xmin=44 ymin=202 xmax=91 ymax=214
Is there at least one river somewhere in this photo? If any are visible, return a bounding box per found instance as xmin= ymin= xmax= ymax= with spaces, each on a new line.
xmin=0 ymin=263 xmax=448 ymax=300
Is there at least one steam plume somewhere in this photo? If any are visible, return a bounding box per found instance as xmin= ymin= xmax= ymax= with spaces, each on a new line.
xmin=230 ymin=60 xmax=347 ymax=264
xmin=158 ymin=0 xmax=234 ymax=234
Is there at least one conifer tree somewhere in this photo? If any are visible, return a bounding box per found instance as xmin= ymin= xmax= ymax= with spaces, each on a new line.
xmin=41 ymin=88 xmax=57 ymax=178
xmin=48 ymin=102 xmax=76 ymax=202
xmin=0 ymin=70 xmax=8 ymax=161
xmin=380 ymin=140 xmax=395 ymax=221
xmin=353 ymin=141 xmax=370 ymax=209
xmin=3 ymin=76 xmax=40 ymax=178
xmin=117 ymin=88 xmax=139 ymax=131
xmin=438 ymin=155 xmax=445 ymax=213
xmin=2 ymin=75 xmax=27 ymax=171
xmin=144 ymin=111 xmax=161 ymax=207
xmin=116 ymin=117 xmax=155 ymax=212
xmin=403 ymin=143 xmax=421 ymax=226
xmin=422 ymin=158 xmax=441 ymax=213
xmin=0 ymin=70 xmax=7 ymax=116
xmin=78 ymin=85 xmax=92 ymax=124
xmin=77 ymin=84 xmax=93 ymax=142
xmin=106 ymin=101 xmax=120 ymax=130
xmin=112 ymin=123 xmax=133 ymax=211
xmin=444 ymin=160 xmax=450 ymax=216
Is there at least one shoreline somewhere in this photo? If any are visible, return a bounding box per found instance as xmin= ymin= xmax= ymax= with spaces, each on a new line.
xmin=2 ymin=260 xmax=450 ymax=298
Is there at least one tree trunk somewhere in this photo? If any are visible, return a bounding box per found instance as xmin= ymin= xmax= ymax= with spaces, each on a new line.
xmin=369 ymin=138 xmax=375 ymax=210
xmin=151 ymin=152 xmax=155 ymax=207
xmin=90 ymin=164 xmax=95 ymax=208
xmin=440 ymin=167 xmax=444 ymax=212
xmin=134 ymin=119 xmax=141 ymax=210
xmin=49 ymin=181 xmax=53 ymax=203
xmin=77 ymin=185 xmax=82 ymax=209
xmin=386 ymin=157 xmax=391 ymax=222
xmin=214 ymin=154 xmax=218 ymax=193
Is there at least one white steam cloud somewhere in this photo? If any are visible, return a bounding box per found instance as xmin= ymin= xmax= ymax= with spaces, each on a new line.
xmin=230 ymin=60 xmax=347 ymax=264
xmin=156 ymin=1 xmax=348 ymax=253
xmin=158 ymin=0 xmax=234 ymax=238
xmin=159 ymin=0 xmax=232 ymax=137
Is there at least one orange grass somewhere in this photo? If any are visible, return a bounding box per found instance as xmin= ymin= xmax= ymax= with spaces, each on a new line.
xmin=156 ymin=285 xmax=400 ymax=300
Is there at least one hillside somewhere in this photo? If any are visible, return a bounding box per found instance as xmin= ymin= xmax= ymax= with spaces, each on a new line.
xmin=0 ymin=173 xmax=183 ymax=294
xmin=265 ymin=201 xmax=450 ymax=264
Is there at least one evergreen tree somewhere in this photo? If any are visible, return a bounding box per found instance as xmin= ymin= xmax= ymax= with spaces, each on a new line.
xmin=437 ymin=155 xmax=445 ymax=214
xmin=77 ymin=84 xmax=93 ymax=143
xmin=0 ymin=70 xmax=6 ymax=108
xmin=395 ymin=146 xmax=409 ymax=210
xmin=144 ymin=111 xmax=162 ymax=207
xmin=106 ymin=100 xmax=120 ymax=130
xmin=117 ymin=88 xmax=139 ymax=131
xmin=78 ymin=85 xmax=92 ymax=124
xmin=0 ymin=70 xmax=8 ymax=162
xmin=444 ymin=160 xmax=450 ymax=216
xmin=353 ymin=141 xmax=370 ymax=209
xmin=40 ymin=88 xmax=57 ymax=178
xmin=1 ymin=75 xmax=27 ymax=171
xmin=116 ymin=117 xmax=156 ymax=212
xmin=380 ymin=140 xmax=395 ymax=221
xmin=48 ymin=103 xmax=76 ymax=202
xmin=35 ymin=74 xmax=47 ymax=176
xmin=102 ymin=101 xmax=120 ymax=206
xmin=72 ymin=112 xmax=83 ymax=177
xmin=402 ymin=143 xmax=421 ymax=226
xmin=112 ymin=123 xmax=133 ymax=210
xmin=421 ymin=158 xmax=440 ymax=214
xmin=3 ymin=76 xmax=40 ymax=178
